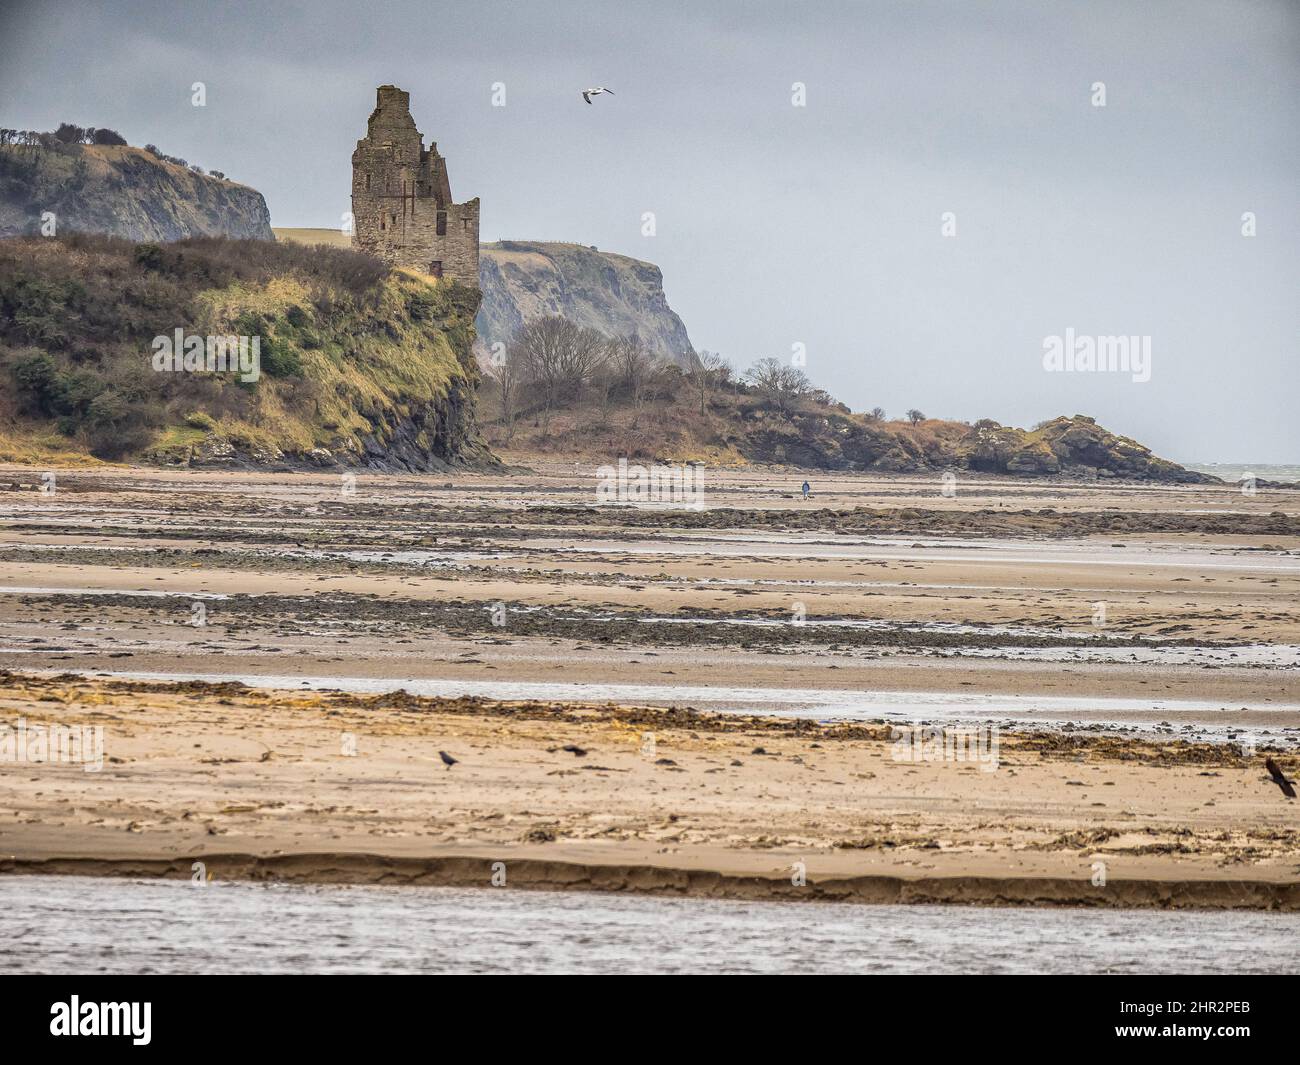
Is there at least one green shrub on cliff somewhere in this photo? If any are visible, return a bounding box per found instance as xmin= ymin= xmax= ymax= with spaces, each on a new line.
xmin=0 ymin=233 xmax=489 ymax=468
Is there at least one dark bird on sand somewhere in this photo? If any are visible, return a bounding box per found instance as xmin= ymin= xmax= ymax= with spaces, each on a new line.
xmin=439 ymin=751 xmax=458 ymax=770
xmin=1265 ymin=758 xmax=1296 ymax=798
xmin=561 ymin=744 xmax=587 ymax=757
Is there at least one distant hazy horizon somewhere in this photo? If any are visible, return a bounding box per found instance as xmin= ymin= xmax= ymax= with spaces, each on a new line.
xmin=2 ymin=0 xmax=1295 ymax=462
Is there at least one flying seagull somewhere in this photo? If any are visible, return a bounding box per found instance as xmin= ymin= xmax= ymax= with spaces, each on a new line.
xmin=1265 ymin=758 xmax=1296 ymax=798
xmin=439 ymin=750 xmax=458 ymax=771
xmin=582 ymin=87 xmax=614 ymax=105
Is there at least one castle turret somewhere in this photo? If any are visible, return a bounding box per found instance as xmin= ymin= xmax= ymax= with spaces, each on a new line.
xmin=351 ymin=85 xmax=480 ymax=286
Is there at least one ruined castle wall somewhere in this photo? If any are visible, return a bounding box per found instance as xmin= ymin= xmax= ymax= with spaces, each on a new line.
xmin=394 ymin=199 xmax=479 ymax=279
xmin=350 ymin=86 xmax=479 ymax=286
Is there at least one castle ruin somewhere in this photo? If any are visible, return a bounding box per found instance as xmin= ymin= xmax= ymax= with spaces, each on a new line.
xmin=351 ymin=85 xmax=479 ymax=286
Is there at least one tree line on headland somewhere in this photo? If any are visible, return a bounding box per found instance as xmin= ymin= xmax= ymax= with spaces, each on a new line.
xmin=0 ymin=125 xmax=225 ymax=179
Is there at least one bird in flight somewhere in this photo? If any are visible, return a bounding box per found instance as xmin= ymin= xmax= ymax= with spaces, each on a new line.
xmin=439 ymin=750 xmax=458 ymax=771
xmin=582 ymin=87 xmax=614 ymax=105
xmin=1265 ymin=758 xmax=1295 ymax=798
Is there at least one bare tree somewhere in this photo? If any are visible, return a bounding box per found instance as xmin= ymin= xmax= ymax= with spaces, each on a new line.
xmin=482 ymin=345 xmax=523 ymax=443
xmin=865 ymin=407 xmax=886 ymax=423
xmin=642 ymin=356 xmax=676 ymax=407
xmin=606 ymin=333 xmax=657 ymax=418
xmin=906 ymin=409 xmax=925 ymax=424
xmin=512 ymin=316 xmax=608 ymax=434
xmin=684 ymin=349 xmax=727 ymax=416
xmin=589 ymin=359 xmax=620 ymax=428
xmin=743 ymin=357 xmax=812 ymax=414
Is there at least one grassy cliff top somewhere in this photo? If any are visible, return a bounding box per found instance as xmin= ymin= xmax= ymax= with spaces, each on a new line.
xmin=0 ymin=233 xmax=489 ymax=470
xmin=0 ymin=142 xmax=273 ymax=242
xmin=482 ymin=375 xmax=1216 ymax=483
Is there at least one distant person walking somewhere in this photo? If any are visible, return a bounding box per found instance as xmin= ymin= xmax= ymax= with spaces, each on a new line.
xmin=801 ymin=480 xmax=811 ymax=500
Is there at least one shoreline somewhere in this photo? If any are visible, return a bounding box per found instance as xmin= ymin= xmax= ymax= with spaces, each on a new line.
xmin=3 ymin=852 xmax=1299 ymax=911
xmin=11 ymin=666 xmax=1300 ymax=745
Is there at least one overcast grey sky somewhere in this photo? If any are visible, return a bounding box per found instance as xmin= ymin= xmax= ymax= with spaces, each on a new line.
xmin=2 ymin=0 xmax=1295 ymax=461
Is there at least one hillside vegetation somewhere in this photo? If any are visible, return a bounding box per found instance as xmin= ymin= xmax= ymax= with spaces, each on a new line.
xmin=480 ymin=337 xmax=1212 ymax=482
xmin=274 ymin=231 xmax=696 ymax=365
xmin=0 ymin=234 xmax=491 ymax=470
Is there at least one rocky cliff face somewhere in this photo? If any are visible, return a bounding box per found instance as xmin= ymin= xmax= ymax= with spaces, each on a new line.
xmin=477 ymin=240 xmax=694 ymax=361
xmin=0 ymin=144 xmax=272 ymax=242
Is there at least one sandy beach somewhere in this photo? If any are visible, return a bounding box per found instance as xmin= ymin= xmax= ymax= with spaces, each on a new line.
xmin=0 ymin=463 xmax=1296 ymax=908
xmin=3 ymin=671 xmax=1299 ymax=909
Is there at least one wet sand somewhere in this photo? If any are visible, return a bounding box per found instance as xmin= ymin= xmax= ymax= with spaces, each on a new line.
xmin=1 ymin=463 xmax=1298 ymax=905
xmin=2 ymin=672 xmax=1298 ymax=909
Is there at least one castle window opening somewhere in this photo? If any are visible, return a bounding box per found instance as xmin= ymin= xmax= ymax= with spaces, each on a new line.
xmin=436 ymin=211 xmax=447 ymax=236
xmin=429 ymin=261 xmax=443 ymax=278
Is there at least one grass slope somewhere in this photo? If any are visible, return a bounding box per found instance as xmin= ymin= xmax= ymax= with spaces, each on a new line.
xmin=0 ymin=234 xmax=490 ymax=470
xmin=486 ymin=384 xmax=1213 ymax=483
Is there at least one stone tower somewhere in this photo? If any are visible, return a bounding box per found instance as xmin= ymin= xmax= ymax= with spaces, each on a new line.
xmin=351 ymin=85 xmax=480 ymax=286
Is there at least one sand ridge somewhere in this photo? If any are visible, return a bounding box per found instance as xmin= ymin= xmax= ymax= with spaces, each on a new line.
xmin=1 ymin=673 xmax=1297 ymax=909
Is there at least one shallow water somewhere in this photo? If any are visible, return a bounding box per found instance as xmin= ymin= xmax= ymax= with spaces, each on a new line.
xmin=33 ymin=667 xmax=1300 ymax=743
xmin=0 ymin=585 xmax=230 ymax=600
xmin=1 ymin=875 xmax=1295 ymax=974
xmin=516 ymin=534 xmax=1300 ymax=572
xmin=1185 ymin=463 xmax=1300 ymax=485
xmin=7 ymin=533 xmax=1296 ymax=574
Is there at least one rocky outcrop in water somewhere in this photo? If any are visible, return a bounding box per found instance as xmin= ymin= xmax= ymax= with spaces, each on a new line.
xmin=736 ymin=411 xmax=1215 ymax=482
